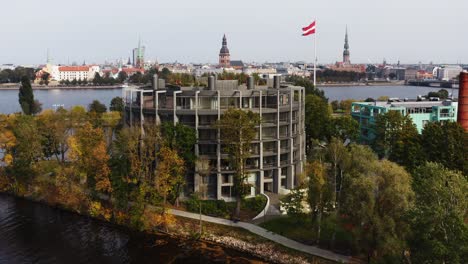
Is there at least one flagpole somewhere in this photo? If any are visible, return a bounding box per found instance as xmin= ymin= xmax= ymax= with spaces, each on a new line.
xmin=313 ymin=18 xmax=317 ymax=87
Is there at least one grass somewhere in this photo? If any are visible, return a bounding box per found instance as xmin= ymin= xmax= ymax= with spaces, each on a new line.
xmin=260 ymin=214 xmax=354 ymax=255
xmin=260 ymin=215 xmax=318 ymax=244
xmin=184 ymin=194 xmax=267 ymax=221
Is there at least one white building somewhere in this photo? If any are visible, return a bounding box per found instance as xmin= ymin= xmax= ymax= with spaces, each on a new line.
xmin=437 ymin=65 xmax=462 ymax=81
xmin=57 ymin=65 xmax=100 ymax=81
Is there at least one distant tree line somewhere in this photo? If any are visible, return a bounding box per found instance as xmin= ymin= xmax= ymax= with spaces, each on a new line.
xmin=316 ymin=69 xmax=366 ymax=83
xmin=0 ymin=67 xmax=36 ymax=83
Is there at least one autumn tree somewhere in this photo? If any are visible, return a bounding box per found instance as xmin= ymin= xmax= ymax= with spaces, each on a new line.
xmin=216 ymin=108 xmax=260 ymax=218
xmin=306 ymin=160 xmax=332 ymax=244
xmin=409 ymin=162 xmax=467 ymax=263
xmin=68 ymin=122 xmax=111 ymax=193
xmin=36 ymin=109 xmax=71 ymax=162
xmin=155 ymin=146 xmax=185 ymax=208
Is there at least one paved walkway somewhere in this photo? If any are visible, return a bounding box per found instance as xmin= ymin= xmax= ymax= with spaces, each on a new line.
xmin=169 ymin=208 xmax=352 ymax=263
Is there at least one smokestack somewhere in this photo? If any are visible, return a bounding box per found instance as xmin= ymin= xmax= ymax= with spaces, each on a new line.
xmin=153 ymin=74 xmax=158 ymax=108
xmin=458 ymin=72 xmax=468 ymax=131
xmin=208 ymin=76 xmax=216 ymax=90
xmin=273 ymin=75 xmax=280 ymax=89
xmin=247 ymin=76 xmax=255 ymax=90
xmin=153 ymin=74 xmax=158 ymax=90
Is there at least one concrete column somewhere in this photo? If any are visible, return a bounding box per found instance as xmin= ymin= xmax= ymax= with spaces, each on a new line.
xmin=140 ymin=90 xmax=144 ymax=136
xmin=288 ymin=89 xmax=295 ymax=189
xmin=129 ymin=90 xmax=133 ymax=127
xmin=173 ymin=91 xmax=182 ymax=125
xmin=259 ymin=91 xmax=264 ymax=194
xmin=216 ymin=91 xmax=222 ymax=199
xmin=194 ymin=91 xmax=200 ymax=193
xmin=274 ymin=91 xmax=281 ymax=193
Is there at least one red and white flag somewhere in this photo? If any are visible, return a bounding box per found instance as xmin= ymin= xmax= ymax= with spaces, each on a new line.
xmin=302 ymin=21 xmax=316 ymax=36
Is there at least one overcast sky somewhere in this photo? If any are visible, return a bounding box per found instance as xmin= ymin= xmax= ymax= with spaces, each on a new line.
xmin=1 ymin=0 xmax=466 ymax=65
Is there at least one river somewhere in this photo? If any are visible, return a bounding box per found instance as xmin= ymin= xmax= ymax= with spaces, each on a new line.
xmin=0 ymin=85 xmax=455 ymax=114
xmin=0 ymin=194 xmax=264 ymax=264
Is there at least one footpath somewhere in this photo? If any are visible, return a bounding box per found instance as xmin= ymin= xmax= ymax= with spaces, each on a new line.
xmin=169 ymin=209 xmax=353 ymax=263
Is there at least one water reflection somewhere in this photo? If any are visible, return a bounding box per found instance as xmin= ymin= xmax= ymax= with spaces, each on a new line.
xmin=0 ymin=194 xmax=263 ymax=264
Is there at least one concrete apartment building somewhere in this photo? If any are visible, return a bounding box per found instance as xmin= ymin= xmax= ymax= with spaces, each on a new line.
xmin=351 ymin=99 xmax=458 ymax=143
xmin=123 ymin=75 xmax=306 ymax=200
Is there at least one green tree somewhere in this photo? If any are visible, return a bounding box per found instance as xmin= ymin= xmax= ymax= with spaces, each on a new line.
xmin=109 ymin=97 xmax=125 ymax=112
xmin=161 ymin=122 xmax=197 ymax=166
xmin=341 ymin=147 xmax=414 ymax=262
xmin=372 ymin=111 xmax=423 ymax=171
xmin=117 ymin=71 xmax=128 ymax=83
xmin=339 ymin=99 xmax=355 ymax=114
xmin=159 ymin=67 xmax=171 ymax=80
xmin=305 ymin=94 xmax=331 ymax=153
xmin=88 ymin=100 xmax=107 ymax=114
xmin=41 ymin=72 xmax=50 ymax=85
xmin=421 ymin=121 xmax=467 ymax=175
xmin=19 ymin=76 xmax=41 ymax=115
xmin=93 ymin=72 xmax=102 ymax=85
xmin=216 ymin=109 xmax=260 ymax=218
xmin=329 ymin=116 xmax=359 ymax=142
xmin=409 ymin=163 xmax=467 ymax=263
xmin=10 ymin=115 xmax=43 ymax=179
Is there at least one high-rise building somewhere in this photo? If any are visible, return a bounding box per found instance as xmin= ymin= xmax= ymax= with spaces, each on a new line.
xmin=123 ymin=76 xmax=306 ymax=200
xmin=132 ymin=38 xmax=145 ymax=68
xmin=218 ymin=34 xmax=231 ymax=68
xmin=343 ymin=27 xmax=350 ymax=65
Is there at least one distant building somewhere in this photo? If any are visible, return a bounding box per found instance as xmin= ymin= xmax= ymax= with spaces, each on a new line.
xmin=230 ymin=60 xmax=244 ymax=70
xmin=351 ymin=99 xmax=458 ymax=143
xmin=436 ymin=65 xmax=462 ymax=81
xmin=123 ymin=76 xmax=306 ymax=200
xmin=218 ymin=34 xmax=231 ymax=68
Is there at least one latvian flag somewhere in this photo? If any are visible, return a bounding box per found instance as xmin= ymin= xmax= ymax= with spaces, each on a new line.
xmin=302 ymin=21 xmax=316 ymax=36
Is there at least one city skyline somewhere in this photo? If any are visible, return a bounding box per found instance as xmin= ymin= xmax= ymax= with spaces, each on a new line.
xmin=1 ymin=0 xmax=467 ymax=65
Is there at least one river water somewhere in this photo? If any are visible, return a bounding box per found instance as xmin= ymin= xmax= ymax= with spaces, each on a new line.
xmin=0 ymin=194 xmax=263 ymax=264
xmin=0 ymin=85 xmax=453 ymax=114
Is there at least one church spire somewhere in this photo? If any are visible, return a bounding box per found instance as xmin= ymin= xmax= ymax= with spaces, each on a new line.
xmin=343 ymin=26 xmax=350 ymax=64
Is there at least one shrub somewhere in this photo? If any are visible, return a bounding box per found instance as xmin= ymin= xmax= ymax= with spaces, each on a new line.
xmin=185 ymin=197 xmax=229 ymax=218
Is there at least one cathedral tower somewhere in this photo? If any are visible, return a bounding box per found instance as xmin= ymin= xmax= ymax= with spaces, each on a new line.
xmin=218 ymin=34 xmax=231 ymax=67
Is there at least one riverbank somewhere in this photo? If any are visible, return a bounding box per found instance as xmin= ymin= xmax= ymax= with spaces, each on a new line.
xmin=317 ymin=81 xmax=405 ymax=87
xmin=0 ymin=84 xmax=123 ymax=90
xmin=0 ymin=188 xmax=339 ymax=264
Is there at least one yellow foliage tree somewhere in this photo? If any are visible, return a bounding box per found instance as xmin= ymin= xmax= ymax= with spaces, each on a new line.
xmin=68 ymin=122 xmax=112 ymax=193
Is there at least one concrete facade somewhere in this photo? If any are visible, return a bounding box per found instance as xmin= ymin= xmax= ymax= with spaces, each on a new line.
xmin=123 ymin=76 xmax=306 ymax=200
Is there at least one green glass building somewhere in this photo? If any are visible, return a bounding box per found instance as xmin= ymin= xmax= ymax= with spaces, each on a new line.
xmin=351 ymin=100 xmax=458 ymax=143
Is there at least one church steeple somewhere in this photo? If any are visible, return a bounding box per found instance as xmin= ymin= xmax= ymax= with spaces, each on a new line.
xmin=218 ymin=34 xmax=231 ymax=67
xmin=343 ymin=26 xmax=351 ymax=64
